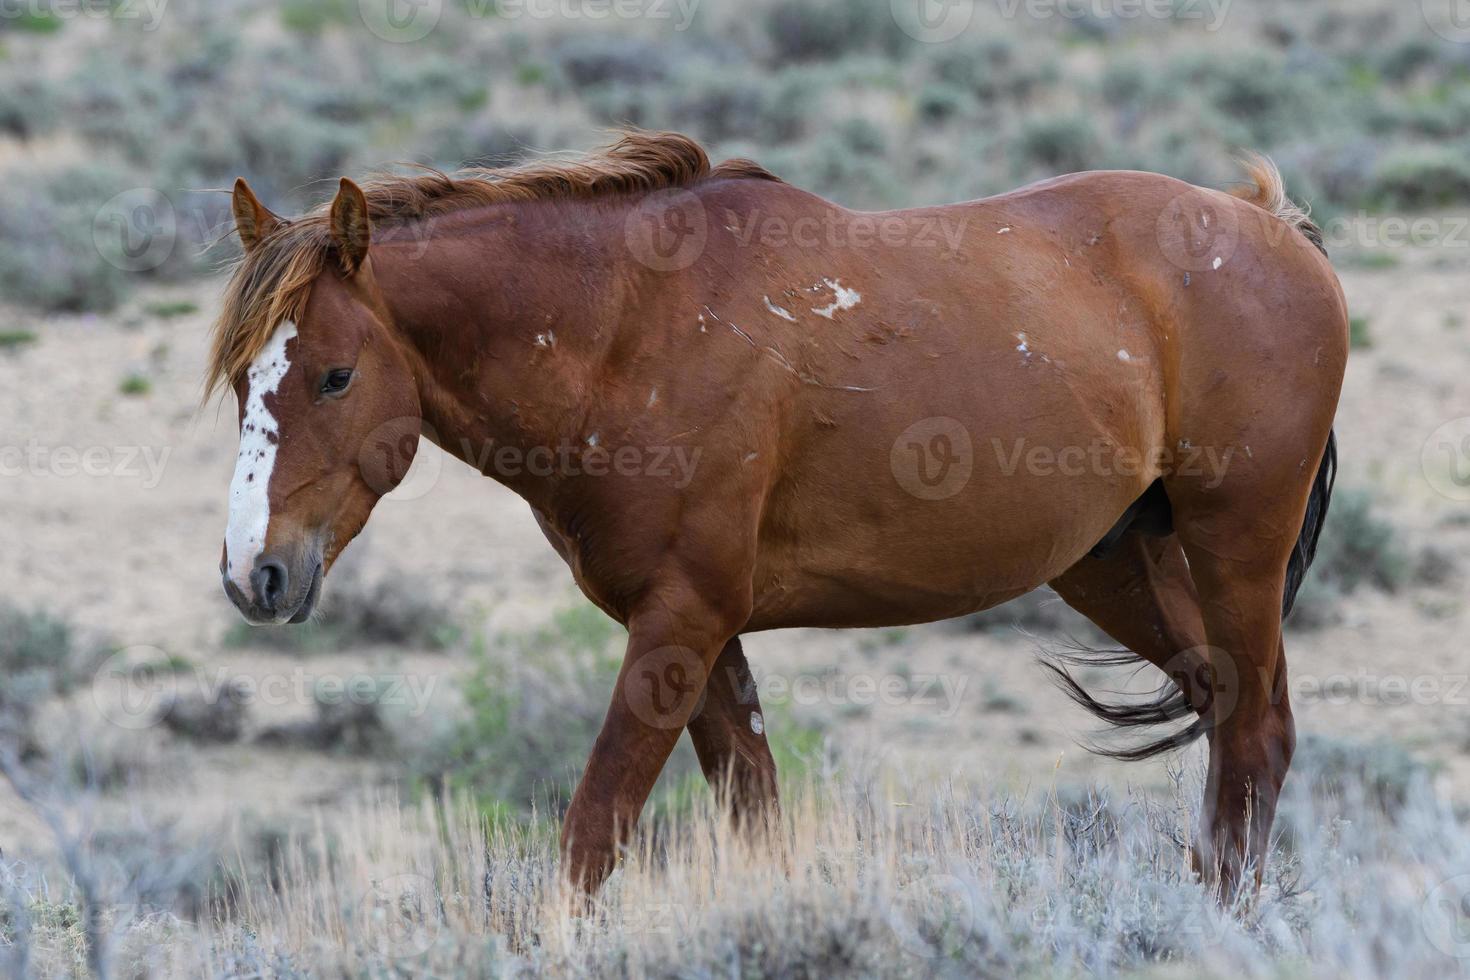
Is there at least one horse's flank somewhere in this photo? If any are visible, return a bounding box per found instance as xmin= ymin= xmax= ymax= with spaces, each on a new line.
xmin=206 ymin=131 xmax=780 ymax=399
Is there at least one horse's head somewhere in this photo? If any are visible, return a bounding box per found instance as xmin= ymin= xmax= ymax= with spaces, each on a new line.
xmin=216 ymin=177 xmax=420 ymax=625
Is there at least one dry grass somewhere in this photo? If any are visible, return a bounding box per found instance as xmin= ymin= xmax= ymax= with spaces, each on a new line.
xmin=5 ymin=757 xmax=1470 ymax=978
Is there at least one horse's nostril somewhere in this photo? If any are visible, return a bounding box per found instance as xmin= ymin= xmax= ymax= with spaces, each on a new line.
xmin=253 ymin=558 xmax=289 ymax=613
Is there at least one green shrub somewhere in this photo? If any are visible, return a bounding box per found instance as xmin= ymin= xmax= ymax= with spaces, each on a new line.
xmin=1015 ymin=113 xmax=1100 ymax=175
xmin=415 ymin=605 xmax=828 ymax=824
xmin=916 ymin=83 xmax=969 ymax=124
xmin=415 ymin=605 xmax=664 ymax=822
xmin=762 ymin=0 xmax=908 ymax=63
xmin=143 ymin=300 xmax=199 ymax=319
xmin=0 ymin=165 xmax=141 ymax=313
xmin=0 ymin=604 xmax=101 ymax=741
xmin=550 ymin=35 xmax=672 ymax=87
xmin=1288 ymin=734 xmax=1429 ymax=816
xmin=1369 ymin=145 xmax=1470 ymax=209
xmin=1349 ymin=315 xmax=1373 ymax=349
xmin=119 ymin=374 xmax=152 ymax=396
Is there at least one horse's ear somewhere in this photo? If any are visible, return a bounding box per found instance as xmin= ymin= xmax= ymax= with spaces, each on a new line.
xmin=232 ymin=178 xmax=283 ymax=253
xmin=329 ymin=177 xmax=371 ymax=275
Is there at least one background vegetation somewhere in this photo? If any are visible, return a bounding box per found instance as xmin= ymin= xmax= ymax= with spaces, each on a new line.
xmin=3 ymin=0 xmax=1469 ymax=311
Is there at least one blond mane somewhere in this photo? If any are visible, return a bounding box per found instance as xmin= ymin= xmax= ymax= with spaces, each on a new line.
xmin=205 ymin=131 xmax=779 ymax=396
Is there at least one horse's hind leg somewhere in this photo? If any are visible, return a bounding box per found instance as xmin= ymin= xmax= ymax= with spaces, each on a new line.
xmin=1051 ymin=525 xmax=1294 ymax=898
xmin=1162 ymin=459 xmax=1317 ymax=899
xmin=685 ymin=638 xmax=780 ymax=825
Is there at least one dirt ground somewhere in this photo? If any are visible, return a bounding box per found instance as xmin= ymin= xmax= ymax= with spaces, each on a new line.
xmin=2 ymin=225 xmax=1467 ymax=842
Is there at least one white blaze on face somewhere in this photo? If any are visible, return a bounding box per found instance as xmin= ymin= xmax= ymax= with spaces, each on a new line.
xmin=225 ymin=320 xmax=297 ymax=594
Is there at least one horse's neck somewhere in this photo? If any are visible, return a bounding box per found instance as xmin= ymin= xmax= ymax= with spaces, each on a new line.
xmin=374 ymin=210 xmax=622 ymax=500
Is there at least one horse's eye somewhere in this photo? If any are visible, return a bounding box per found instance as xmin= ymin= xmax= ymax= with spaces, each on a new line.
xmin=320 ymin=368 xmax=354 ymax=396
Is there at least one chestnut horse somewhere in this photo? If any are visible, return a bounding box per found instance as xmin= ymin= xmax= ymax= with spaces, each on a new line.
xmin=209 ymin=132 xmax=1344 ymax=898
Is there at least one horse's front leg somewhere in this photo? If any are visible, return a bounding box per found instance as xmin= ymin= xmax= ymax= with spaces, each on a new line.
xmin=560 ymin=585 xmax=744 ymax=893
xmin=686 ymin=637 xmax=780 ymax=826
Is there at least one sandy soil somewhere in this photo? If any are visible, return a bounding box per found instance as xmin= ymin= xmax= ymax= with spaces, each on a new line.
xmin=2 ymin=227 xmax=1467 ymax=842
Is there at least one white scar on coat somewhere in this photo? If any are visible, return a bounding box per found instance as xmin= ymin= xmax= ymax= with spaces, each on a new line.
xmin=811 ymin=278 xmax=861 ymax=319
xmin=225 ymin=320 xmax=297 ymax=593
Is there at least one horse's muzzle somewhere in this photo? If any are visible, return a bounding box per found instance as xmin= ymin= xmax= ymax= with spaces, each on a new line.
xmin=224 ymin=552 xmax=323 ymax=626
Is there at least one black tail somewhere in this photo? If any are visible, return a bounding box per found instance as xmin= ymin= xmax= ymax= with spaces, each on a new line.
xmin=1282 ymin=429 xmax=1337 ymax=618
xmin=1038 ymin=642 xmax=1214 ymax=762
xmin=1043 ymin=428 xmax=1338 ymax=761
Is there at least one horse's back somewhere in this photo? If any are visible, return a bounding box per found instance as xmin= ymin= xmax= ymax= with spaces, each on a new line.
xmin=675 ymin=171 xmax=1346 ymax=631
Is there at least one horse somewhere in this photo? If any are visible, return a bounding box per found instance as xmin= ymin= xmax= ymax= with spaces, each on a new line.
xmin=209 ymin=131 xmax=1344 ymax=898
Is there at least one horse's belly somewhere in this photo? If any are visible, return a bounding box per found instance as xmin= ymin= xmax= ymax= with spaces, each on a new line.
xmin=745 ymin=483 xmax=1123 ymax=632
